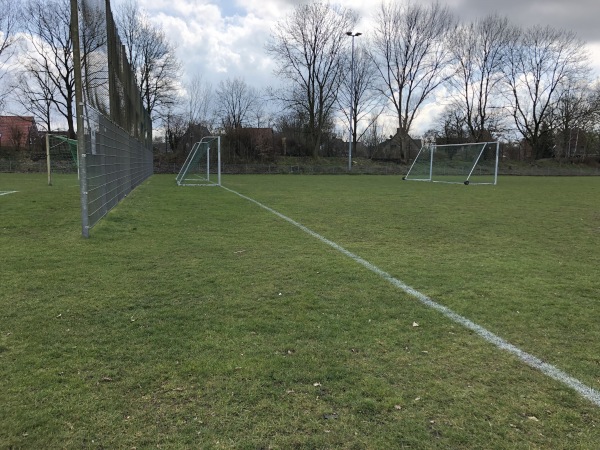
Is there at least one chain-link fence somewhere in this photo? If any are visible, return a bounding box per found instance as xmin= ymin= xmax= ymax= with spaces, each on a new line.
xmin=75 ymin=0 xmax=153 ymax=236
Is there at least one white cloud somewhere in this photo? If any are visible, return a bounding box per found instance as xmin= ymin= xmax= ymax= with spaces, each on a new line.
xmin=134 ymin=0 xmax=278 ymax=88
xmin=587 ymin=42 xmax=600 ymax=77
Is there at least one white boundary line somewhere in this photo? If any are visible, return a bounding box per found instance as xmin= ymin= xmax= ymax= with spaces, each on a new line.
xmin=0 ymin=191 xmax=18 ymax=196
xmin=221 ymin=185 xmax=600 ymax=408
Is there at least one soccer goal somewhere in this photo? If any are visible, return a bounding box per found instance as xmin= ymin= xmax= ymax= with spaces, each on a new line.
xmin=176 ymin=136 xmax=221 ymax=186
xmin=403 ymin=141 xmax=499 ymax=185
xmin=46 ymin=133 xmax=79 ymax=185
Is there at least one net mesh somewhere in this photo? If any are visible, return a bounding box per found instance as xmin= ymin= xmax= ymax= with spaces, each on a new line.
xmin=48 ymin=135 xmax=78 ymax=174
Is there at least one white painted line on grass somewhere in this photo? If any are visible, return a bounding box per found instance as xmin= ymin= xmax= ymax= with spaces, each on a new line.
xmin=222 ymin=185 xmax=600 ymax=408
xmin=0 ymin=191 xmax=18 ymax=196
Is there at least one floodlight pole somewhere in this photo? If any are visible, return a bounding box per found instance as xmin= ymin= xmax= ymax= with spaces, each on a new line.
xmin=346 ymin=31 xmax=361 ymax=172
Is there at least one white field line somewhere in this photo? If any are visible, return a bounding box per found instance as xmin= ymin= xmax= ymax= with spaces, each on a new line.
xmin=0 ymin=191 xmax=18 ymax=196
xmin=221 ymin=185 xmax=600 ymax=408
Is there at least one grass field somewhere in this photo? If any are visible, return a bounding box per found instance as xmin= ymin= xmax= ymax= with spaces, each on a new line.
xmin=1 ymin=173 xmax=599 ymax=448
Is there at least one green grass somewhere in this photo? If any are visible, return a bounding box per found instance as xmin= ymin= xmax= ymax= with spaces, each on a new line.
xmin=1 ymin=173 xmax=599 ymax=448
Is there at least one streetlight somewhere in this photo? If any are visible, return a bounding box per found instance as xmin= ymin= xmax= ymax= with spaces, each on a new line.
xmin=346 ymin=31 xmax=361 ymax=172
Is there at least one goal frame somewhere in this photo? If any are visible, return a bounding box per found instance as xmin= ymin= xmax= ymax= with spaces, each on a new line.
xmin=403 ymin=141 xmax=499 ymax=185
xmin=176 ymin=136 xmax=221 ymax=186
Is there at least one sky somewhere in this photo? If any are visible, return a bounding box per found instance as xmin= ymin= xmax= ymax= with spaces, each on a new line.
xmin=119 ymin=0 xmax=600 ymax=135
xmin=127 ymin=0 xmax=600 ymax=81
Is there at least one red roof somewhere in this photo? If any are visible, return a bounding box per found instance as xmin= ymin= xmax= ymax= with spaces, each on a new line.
xmin=0 ymin=116 xmax=37 ymax=149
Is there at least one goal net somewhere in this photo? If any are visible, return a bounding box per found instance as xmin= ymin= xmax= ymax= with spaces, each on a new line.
xmin=176 ymin=136 xmax=221 ymax=186
xmin=46 ymin=134 xmax=79 ymax=185
xmin=47 ymin=134 xmax=78 ymax=170
xmin=403 ymin=141 xmax=499 ymax=185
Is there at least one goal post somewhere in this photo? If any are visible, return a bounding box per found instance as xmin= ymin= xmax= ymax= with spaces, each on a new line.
xmin=403 ymin=141 xmax=499 ymax=185
xmin=176 ymin=136 xmax=221 ymax=186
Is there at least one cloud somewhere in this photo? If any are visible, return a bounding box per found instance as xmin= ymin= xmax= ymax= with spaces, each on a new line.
xmin=448 ymin=0 xmax=600 ymax=44
xmin=132 ymin=0 xmax=279 ymax=89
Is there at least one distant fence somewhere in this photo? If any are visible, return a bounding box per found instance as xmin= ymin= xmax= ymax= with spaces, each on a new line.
xmin=3 ymin=159 xmax=599 ymax=177
xmin=152 ymin=161 xmax=600 ymax=176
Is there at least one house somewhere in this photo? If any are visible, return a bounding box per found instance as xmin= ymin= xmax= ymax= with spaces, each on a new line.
xmin=375 ymin=129 xmax=422 ymax=162
xmin=178 ymin=123 xmax=212 ymax=153
xmin=240 ymin=128 xmax=276 ymax=156
xmin=0 ymin=116 xmax=39 ymax=151
xmin=229 ymin=127 xmax=277 ymax=161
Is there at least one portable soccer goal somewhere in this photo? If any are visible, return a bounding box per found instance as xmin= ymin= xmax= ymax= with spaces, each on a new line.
xmin=403 ymin=141 xmax=499 ymax=185
xmin=176 ymin=136 xmax=221 ymax=186
xmin=46 ymin=133 xmax=79 ymax=185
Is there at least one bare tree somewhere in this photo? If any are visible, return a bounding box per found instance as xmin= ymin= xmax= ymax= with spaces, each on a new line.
xmin=215 ymin=77 xmax=258 ymax=129
xmin=266 ymin=2 xmax=358 ymax=157
xmin=0 ymin=0 xmax=20 ymax=111
xmin=165 ymin=109 xmax=187 ymax=153
xmin=115 ymin=0 xmax=181 ymax=122
xmin=174 ymin=74 xmax=213 ymax=151
xmin=248 ymin=91 xmax=272 ymax=128
xmin=552 ymin=79 xmax=598 ymax=158
xmin=589 ymin=82 xmax=600 ymax=134
xmin=7 ymin=124 xmax=24 ymax=151
xmin=138 ymin=26 xmax=180 ymax=121
xmin=20 ymin=0 xmax=76 ymax=138
xmin=447 ymin=14 xmax=513 ymax=142
xmin=502 ymin=25 xmax=590 ymax=159
xmin=370 ymin=1 xmax=454 ymax=162
xmin=0 ymin=0 xmax=19 ymax=57
xmin=363 ymin=114 xmax=391 ymax=159
xmin=435 ymin=103 xmax=470 ymax=142
xmin=186 ymin=74 xmax=213 ymax=130
xmin=115 ymin=0 xmax=140 ymax=68
xmin=12 ymin=71 xmax=57 ymax=133
xmin=19 ymin=0 xmax=106 ymax=137
xmin=338 ymin=44 xmax=385 ymax=154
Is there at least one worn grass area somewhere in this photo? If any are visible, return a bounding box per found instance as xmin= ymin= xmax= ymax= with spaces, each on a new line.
xmin=1 ymin=173 xmax=599 ymax=448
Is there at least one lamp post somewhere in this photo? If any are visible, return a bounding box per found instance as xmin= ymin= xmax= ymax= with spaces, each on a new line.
xmin=346 ymin=31 xmax=361 ymax=172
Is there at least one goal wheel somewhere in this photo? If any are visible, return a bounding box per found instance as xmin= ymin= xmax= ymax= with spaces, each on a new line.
xmin=464 ymin=180 xmax=470 ymax=185
xmin=402 ymin=176 xmax=406 ymax=180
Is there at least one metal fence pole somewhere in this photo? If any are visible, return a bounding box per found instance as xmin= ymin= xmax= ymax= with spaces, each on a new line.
xmin=71 ymin=0 xmax=89 ymax=238
xmin=46 ymin=134 xmax=52 ymax=186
